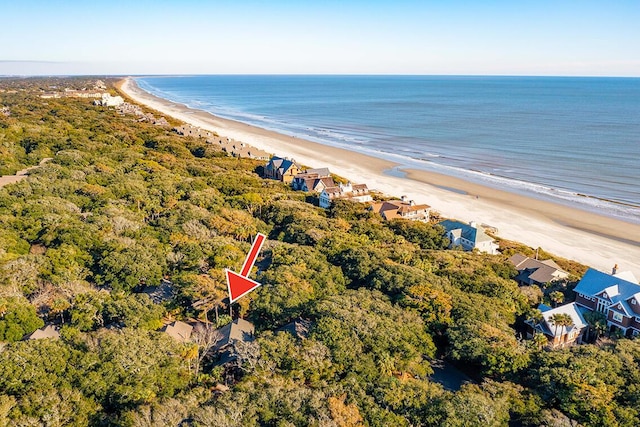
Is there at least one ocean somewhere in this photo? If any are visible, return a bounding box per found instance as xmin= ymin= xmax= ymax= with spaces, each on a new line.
xmin=136 ymin=75 xmax=640 ymax=223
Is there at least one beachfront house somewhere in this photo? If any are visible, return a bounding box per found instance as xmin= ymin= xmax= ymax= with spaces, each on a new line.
xmin=525 ymin=303 xmax=588 ymax=349
xmin=292 ymin=168 xmax=335 ymax=193
xmin=319 ymin=182 xmax=372 ymax=209
xmin=264 ymin=156 xmax=302 ymax=184
xmin=439 ymin=219 xmax=499 ymax=254
xmin=369 ymin=196 xmax=431 ymax=222
xmin=574 ymin=267 xmax=640 ymax=338
xmin=174 ymin=125 xmax=214 ymax=139
xmin=219 ymin=139 xmax=271 ymax=161
xmin=509 ymin=253 xmax=569 ymax=287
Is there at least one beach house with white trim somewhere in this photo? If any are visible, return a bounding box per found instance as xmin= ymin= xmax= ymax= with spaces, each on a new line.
xmin=439 ymin=219 xmax=499 ymax=254
xmin=319 ymin=182 xmax=372 ymax=208
xmin=525 ymin=303 xmax=588 ymax=349
xmin=574 ymin=268 xmax=640 ymax=338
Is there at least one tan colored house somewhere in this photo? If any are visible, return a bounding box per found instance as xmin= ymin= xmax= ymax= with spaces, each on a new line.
xmin=370 ymin=196 xmax=430 ymax=222
xmin=174 ymin=125 xmax=214 ymax=139
xmin=264 ymin=156 xmax=302 ymax=183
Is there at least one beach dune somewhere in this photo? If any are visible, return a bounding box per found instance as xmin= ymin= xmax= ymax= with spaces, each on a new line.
xmin=118 ymin=78 xmax=640 ymax=276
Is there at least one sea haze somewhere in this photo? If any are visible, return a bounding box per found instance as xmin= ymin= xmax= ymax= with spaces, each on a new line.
xmin=137 ymin=75 xmax=640 ymax=223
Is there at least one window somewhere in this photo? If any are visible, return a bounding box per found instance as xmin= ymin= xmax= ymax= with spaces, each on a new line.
xmin=613 ymin=312 xmax=623 ymax=323
xmin=632 ymin=299 xmax=637 ymax=305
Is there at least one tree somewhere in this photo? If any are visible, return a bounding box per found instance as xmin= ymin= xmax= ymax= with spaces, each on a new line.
xmin=583 ymin=310 xmax=607 ymax=342
xmin=532 ymin=332 xmax=548 ymax=350
xmin=0 ymin=298 xmax=44 ymax=341
xmin=549 ymin=313 xmax=573 ymax=340
xmin=188 ymin=324 xmax=222 ymax=379
xmin=50 ymin=298 xmax=71 ymax=324
xmin=549 ymin=291 xmax=564 ymax=307
xmin=448 ymin=320 xmax=530 ymax=378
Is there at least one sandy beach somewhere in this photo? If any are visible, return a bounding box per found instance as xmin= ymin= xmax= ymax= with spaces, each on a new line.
xmin=118 ymin=77 xmax=640 ymax=276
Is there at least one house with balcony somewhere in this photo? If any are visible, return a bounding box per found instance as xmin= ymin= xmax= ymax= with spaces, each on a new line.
xmin=319 ymin=182 xmax=372 ymax=208
xmin=574 ymin=268 xmax=640 ymax=338
xmin=291 ymin=168 xmax=335 ymax=193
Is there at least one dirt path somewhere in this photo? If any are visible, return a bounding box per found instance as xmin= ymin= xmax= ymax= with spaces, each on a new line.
xmin=0 ymin=158 xmax=53 ymax=188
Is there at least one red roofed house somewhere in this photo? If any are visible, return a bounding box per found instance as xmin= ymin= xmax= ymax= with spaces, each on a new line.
xmin=370 ymin=196 xmax=430 ymax=222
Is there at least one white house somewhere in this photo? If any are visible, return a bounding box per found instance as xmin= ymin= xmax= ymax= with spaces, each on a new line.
xmin=319 ymin=182 xmax=372 ymax=208
xmin=95 ymin=93 xmax=124 ymax=107
xmin=439 ymin=219 xmax=499 ymax=254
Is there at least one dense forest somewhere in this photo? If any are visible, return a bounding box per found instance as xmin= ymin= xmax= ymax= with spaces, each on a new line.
xmin=1 ymin=77 xmax=639 ymax=427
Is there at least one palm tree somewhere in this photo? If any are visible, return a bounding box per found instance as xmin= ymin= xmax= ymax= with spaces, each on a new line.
xmin=549 ymin=291 xmax=564 ymax=308
xmin=550 ymin=313 xmax=574 ymax=344
xmin=533 ymin=332 xmax=548 ymax=350
xmin=527 ymin=309 xmax=544 ymax=326
xmin=583 ymin=310 xmax=607 ymax=341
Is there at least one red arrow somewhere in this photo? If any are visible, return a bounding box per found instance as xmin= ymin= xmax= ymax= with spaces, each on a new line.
xmin=226 ymin=233 xmax=266 ymax=303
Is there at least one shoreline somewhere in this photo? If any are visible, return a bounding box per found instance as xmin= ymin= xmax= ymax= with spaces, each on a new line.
xmin=117 ymin=77 xmax=640 ymax=275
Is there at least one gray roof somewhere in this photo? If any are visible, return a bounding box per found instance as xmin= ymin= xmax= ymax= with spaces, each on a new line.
xmin=509 ymin=253 xmax=568 ymax=284
xmin=278 ymin=319 xmax=312 ymax=339
xmin=163 ymin=321 xmax=193 ymax=342
xmin=535 ymin=302 xmax=588 ymax=338
xmin=142 ymin=279 xmax=174 ymax=304
xmin=213 ymin=318 xmax=255 ymax=351
xmin=267 ymin=156 xmax=297 ymax=174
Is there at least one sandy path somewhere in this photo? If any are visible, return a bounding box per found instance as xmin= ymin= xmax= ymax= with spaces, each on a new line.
xmin=0 ymin=158 xmax=52 ymax=188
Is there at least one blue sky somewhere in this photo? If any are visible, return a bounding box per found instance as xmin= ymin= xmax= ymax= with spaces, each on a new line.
xmin=1 ymin=0 xmax=639 ymax=76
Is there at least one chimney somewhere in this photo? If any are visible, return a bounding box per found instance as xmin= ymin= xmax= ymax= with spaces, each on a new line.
xmin=612 ymin=264 xmax=618 ymax=275
xmin=469 ymin=221 xmax=477 ymax=228
xmin=410 ymin=200 xmax=415 ymax=206
xmin=401 ymin=195 xmax=408 ymax=202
